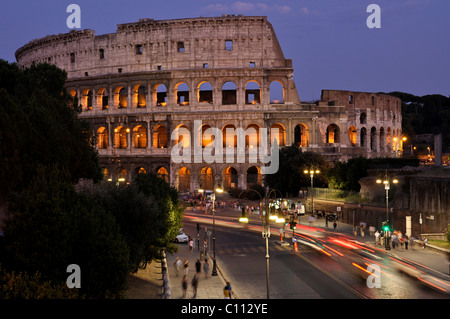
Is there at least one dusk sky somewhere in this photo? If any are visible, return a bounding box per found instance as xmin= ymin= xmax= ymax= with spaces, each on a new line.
xmin=1 ymin=0 xmax=448 ymax=101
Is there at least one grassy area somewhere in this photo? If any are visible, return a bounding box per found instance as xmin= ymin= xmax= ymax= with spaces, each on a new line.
xmin=428 ymin=240 xmax=450 ymax=250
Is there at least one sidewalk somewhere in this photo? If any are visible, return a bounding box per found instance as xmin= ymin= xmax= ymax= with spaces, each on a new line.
xmin=296 ymin=214 xmax=450 ymax=277
xmin=165 ymin=243 xmax=239 ymax=299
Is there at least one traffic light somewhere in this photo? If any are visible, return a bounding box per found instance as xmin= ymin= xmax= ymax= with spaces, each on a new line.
xmin=382 ymin=221 xmax=390 ymax=232
xmin=289 ymin=221 xmax=297 ymax=230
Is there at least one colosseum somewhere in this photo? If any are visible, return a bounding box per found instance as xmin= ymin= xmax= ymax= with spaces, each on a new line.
xmin=15 ymin=15 xmax=402 ymax=192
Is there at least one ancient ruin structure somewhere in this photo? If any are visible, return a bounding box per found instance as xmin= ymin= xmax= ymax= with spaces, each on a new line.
xmin=16 ymin=15 xmax=402 ymax=192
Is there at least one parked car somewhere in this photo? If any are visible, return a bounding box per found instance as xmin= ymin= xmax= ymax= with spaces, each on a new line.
xmin=174 ymin=229 xmax=189 ymax=243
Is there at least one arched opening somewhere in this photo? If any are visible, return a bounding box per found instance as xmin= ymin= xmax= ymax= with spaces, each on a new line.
xmin=294 ymin=123 xmax=309 ymax=147
xmin=175 ymin=82 xmax=189 ymax=106
xmin=137 ymin=167 xmax=147 ymax=174
xmin=177 ymin=167 xmax=191 ymax=192
xmin=360 ymin=112 xmax=367 ymax=124
xmin=370 ymin=127 xmax=377 ymax=151
xmin=198 ymin=81 xmax=213 ymax=104
xmin=116 ymin=87 xmax=128 ymax=108
xmin=200 ymin=167 xmax=214 ymax=190
xmin=222 ymin=124 xmax=237 ymax=148
xmin=379 ymin=127 xmax=385 ymax=151
xmin=118 ymin=168 xmax=127 ymax=182
xmin=174 ymin=124 xmax=190 ymax=148
xmin=269 ymin=81 xmax=284 ymax=104
xmin=348 ymin=126 xmax=357 ymax=147
xmin=245 ymin=124 xmax=260 ymax=149
xmin=326 ymin=124 xmax=340 ymax=144
xmin=153 ymin=125 xmax=168 ymax=148
xmin=386 ymin=127 xmax=391 ymax=149
xmin=133 ymin=125 xmax=147 ymax=148
xmin=82 ymin=89 xmax=93 ymax=110
xmin=223 ymin=167 xmax=238 ymax=190
xmin=114 ymin=126 xmax=128 ymax=149
xmin=201 ymin=124 xmax=214 ymax=148
xmin=222 ymin=81 xmax=237 ymax=105
xmin=155 ymin=84 xmax=167 ymax=106
xmin=245 ymin=81 xmax=260 ymax=104
xmin=96 ymin=127 xmax=108 ymax=149
xmin=156 ymin=166 xmax=169 ymax=183
xmin=270 ymin=123 xmax=286 ymax=147
xmin=97 ymin=88 xmax=109 ymax=110
xmin=360 ymin=127 xmax=367 ymax=148
xmin=133 ymin=84 xmax=147 ymax=108
xmin=246 ymin=166 xmax=261 ymax=188
xmin=103 ymin=168 xmax=110 ymax=181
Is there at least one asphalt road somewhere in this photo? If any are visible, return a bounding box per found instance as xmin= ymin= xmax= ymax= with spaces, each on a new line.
xmin=182 ymin=212 xmax=450 ymax=299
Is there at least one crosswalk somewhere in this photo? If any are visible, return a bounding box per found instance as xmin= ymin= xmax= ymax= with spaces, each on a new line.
xmin=215 ymin=242 xmax=288 ymax=255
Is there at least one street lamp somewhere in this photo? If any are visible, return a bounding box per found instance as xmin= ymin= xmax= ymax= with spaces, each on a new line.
xmin=238 ymin=187 xmax=283 ymax=299
xmin=376 ymin=171 xmax=398 ymax=250
xmin=211 ymin=183 xmax=223 ymax=276
xmin=304 ymin=168 xmax=320 ymax=216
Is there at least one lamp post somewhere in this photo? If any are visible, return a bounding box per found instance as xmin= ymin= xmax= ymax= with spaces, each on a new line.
xmin=304 ymin=168 xmax=320 ymax=216
xmin=211 ymin=184 xmax=223 ymax=277
xmin=376 ymin=171 xmax=398 ymax=250
xmin=238 ymin=187 xmax=283 ymax=299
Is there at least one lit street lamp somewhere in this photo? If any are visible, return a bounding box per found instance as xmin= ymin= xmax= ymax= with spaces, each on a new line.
xmin=376 ymin=171 xmax=398 ymax=250
xmin=238 ymin=187 xmax=283 ymax=299
xmin=304 ymin=168 xmax=320 ymax=215
xmin=211 ymin=183 xmax=223 ymax=276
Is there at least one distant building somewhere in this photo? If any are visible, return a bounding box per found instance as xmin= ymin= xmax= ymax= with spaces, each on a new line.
xmin=16 ymin=15 xmax=402 ymax=192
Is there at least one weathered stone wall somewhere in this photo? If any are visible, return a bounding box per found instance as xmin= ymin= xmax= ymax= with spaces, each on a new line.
xmin=15 ymin=15 xmax=403 ymax=191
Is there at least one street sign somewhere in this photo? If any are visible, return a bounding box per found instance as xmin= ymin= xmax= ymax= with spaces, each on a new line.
xmin=292 ymin=236 xmax=298 ymax=242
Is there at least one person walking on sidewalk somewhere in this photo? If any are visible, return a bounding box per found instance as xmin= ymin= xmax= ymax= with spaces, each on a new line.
xmin=375 ymin=230 xmax=380 ymax=246
xmin=224 ymin=281 xmax=233 ymax=299
xmin=189 ymin=237 xmax=194 ymax=253
xmin=195 ymin=258 xmax=202 ymax=276
xmin=404 ymin=234 xmax=409 ymax=250
xmin=182 ymin=275 xmax=188 ymax=298
xmin=174 ymin=257 xmax=182 ymax=277
xmin=203 ymin=258 xmax=210 ymax=278
xmin=191 ymin=275 xmax=199 ymax=298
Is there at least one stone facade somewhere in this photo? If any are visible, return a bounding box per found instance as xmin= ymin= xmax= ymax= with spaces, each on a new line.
xmin=16 ymin=15 xmax=402 ymax=192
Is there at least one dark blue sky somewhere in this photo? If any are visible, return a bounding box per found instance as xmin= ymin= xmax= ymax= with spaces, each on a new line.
xmin=1 ymin=0 xmax=448 ymax=101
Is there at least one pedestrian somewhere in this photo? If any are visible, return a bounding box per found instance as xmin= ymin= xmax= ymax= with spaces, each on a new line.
xmin=333 ymin=221 xmax=337 ymax=231
xmin=375 ymin=230 xmax=380 ymax=246
xmin=404 ymin=234 xmax=409 ymax=250
xmin=195 ymin=258 xmax=202 ymax=276
xmin=203 ymin=258 xmax=210 ymax=278
xmin=191 ymin=275 xmax=199 ymax=298
xmin=183 ymin=259 xmax=189 ymax=276
xmin=392 ymin=233 xmax=398 ymax=249
xmin=174 ymin=257 xmax=182 ymax=277
xmin=423 ymin=236 xmax=428 ymax=249
xmin=182 ymin=275 xmax=188 ymax=298
xmin=203 ymin=238 xmax=208 ymax=255
xmin=223 ymin=281 xmax=233 ymax=299
xmin=189 ymin=237 xmax=194 ymax=252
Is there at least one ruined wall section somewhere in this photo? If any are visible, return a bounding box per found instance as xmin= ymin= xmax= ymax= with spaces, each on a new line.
xmin=16 ymin=16 xmax=289 ymax=79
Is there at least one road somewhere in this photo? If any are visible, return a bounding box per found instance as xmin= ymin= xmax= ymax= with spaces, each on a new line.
xmin=182 ymin=211 xmax=450 ymax=299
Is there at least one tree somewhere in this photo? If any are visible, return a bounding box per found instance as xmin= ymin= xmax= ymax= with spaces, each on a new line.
xmin=3 ymin=166 xmax=130 ymax=298
xmin=0 ymin=60 xmax=102 ymax=199
xmin=91 ymin=173 xmax=183 ymax=273
xmin=264 ymin=145 xmax=329 ymax=197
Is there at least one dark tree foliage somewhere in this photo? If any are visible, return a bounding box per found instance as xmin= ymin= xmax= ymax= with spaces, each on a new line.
xmin=0 ymin=60 xmax=102 ymax=199
xmin=133 ymin=173 xmax=184 ymax=257
xmin=91 ymin=173 xmax=183 ymax=273
xmin=388 ymin=91 xmax=450 ymax=152
xmin=264 ymin=145 xmax=329 ymax=197
xmin=3 ymin=166 xmax=129 ymax=298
